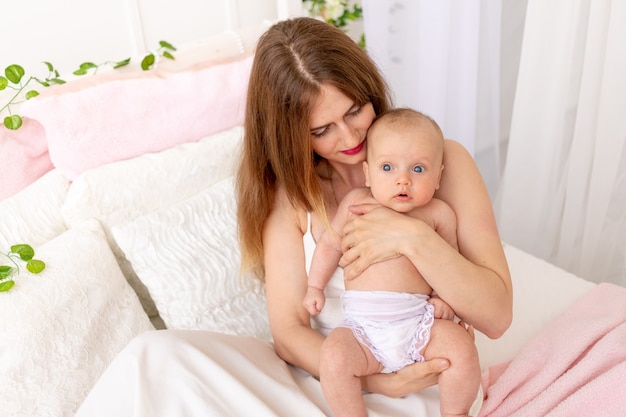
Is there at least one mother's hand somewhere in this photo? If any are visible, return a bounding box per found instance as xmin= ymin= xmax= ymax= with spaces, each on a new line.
xmin=340 ymin=204 xmax=422 ymax=279
xmin=362 ymin=358 xmax=450 ymax=398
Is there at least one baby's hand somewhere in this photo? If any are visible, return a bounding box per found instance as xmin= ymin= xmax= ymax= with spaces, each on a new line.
xmin=303 ymin=287 xmax=325 ymax=316
xmin=429 ymin=296 xmax=455 ymax=320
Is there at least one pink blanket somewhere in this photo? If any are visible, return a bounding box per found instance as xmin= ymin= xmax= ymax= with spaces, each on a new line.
xmin=0 ymin=118 xmax=53 ymax=201
xmin=479 ymin=283 xmax=626 ymax=417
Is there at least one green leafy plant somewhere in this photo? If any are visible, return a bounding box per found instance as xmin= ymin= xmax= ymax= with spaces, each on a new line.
xmin=71 ymin=58 xmax=131 ymax=77
xmin=139 ymin=40 xmax=177 ymax=71
xmin=303 ymin=0 xmax=364 ymax=47
xmin=0 ymin=244 xmax=46 ymax=292
xmin=0 ymin=62 xmax=66 ymax=130
xmin=1 ymin=40 xmax=176 ymax=131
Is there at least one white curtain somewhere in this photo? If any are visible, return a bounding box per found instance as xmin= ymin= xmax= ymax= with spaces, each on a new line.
xmin=496 ymin=0 xmax=626 ymax=286
xmin=363 ymin=0 xmax=626 ymax=285
xmin=362 ymin=0 xmax=503 ymax=198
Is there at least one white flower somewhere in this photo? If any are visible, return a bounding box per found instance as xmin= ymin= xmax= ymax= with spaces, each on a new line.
xmin=324 ymin=0 xmax=346 ymax=21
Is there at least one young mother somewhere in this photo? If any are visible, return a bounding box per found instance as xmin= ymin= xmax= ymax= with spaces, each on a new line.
xmin=237 ymin=17 xmax=512 ymax=397
xmin=76 ymin=17 xmax=511 ymax=417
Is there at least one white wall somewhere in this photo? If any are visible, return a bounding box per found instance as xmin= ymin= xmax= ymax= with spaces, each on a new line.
xmin=0 ymin=0 xmax=283 ymax=76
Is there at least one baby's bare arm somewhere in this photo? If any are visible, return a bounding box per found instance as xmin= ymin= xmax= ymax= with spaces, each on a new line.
xmin=307 ymin=188 xmax=376 ymax=290
xmin=307 ymin=231 xmax=342 ymax=292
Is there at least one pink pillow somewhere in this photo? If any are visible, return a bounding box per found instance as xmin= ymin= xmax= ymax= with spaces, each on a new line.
xmin=22 ymin=54 xmax=253 ymax=180
xmin=0 ymin=118 xmax=54 ymax=201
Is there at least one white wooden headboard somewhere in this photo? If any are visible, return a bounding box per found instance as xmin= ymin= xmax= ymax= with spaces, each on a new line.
xmin=1 ymin=0 xmax=302 ymax=74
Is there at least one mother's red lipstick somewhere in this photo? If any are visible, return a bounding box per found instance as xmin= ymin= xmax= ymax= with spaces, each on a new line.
xmin=341 ymin=141 xmax=365 ymax=155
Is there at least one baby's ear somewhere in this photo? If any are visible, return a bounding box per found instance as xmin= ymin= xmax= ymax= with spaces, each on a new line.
xmin=436 ymin=163 xmax=444 ymax=189
xmin=362 ymin=161 xmax=371 ymax=187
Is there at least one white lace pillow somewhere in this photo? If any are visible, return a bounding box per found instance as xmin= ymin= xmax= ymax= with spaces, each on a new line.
xmin=112 ymin=176 xmax=271 ymax=341
xmin=62 ymin=126 xmax=243 ymax=226
xmin=0 ymin=169 xmax=69 ymax=249
xmin=0 ymin=219 xmax=154 ymax=417
xmin=62 ymin=126 xmax=243 ymax=317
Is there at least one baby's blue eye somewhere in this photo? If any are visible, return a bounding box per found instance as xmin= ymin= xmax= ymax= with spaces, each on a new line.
xmin=413 ymin=166 xmax=424 ymax=173
xmin=382 ymin=164 xmax=392 ymax=172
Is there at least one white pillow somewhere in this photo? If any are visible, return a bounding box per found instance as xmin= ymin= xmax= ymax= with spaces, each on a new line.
xmin=0 ymin=219 xmax=154 ymax=417
xmin=112 ymin=176 xmax=271 ymax=341
xmin=0 ymin=169 xmax=69 ymax=249
xmin=62 ymin=126 xmax=243 ymax=226
xmin=62 ymin=126 xmax=244 ymax=317
xmin=474 ymin=243 xmax=595 ymax=369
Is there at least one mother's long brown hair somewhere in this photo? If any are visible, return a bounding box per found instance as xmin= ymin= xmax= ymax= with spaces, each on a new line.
xmin=237 ymin=17 xmax=391 ymax=280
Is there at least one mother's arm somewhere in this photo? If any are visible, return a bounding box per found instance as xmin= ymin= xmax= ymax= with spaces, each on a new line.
xmin=341 ymin=140 xmax=512 ymax=339
xmin=263 ymin=188 xmax=325 ymax=375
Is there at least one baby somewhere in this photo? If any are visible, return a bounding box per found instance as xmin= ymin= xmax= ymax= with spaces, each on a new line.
xmin=304 ymin=108 xmax=480 ymax=417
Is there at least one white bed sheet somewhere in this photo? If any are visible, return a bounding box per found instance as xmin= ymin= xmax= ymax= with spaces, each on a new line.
xmin=76 ymin=330 xmax=442 ymax=417
xmin=74 ymin=240 xmax=596 ymax=417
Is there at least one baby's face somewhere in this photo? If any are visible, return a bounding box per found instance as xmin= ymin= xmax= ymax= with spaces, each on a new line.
xmin=364 ymin=122 xmax=443 ymax=213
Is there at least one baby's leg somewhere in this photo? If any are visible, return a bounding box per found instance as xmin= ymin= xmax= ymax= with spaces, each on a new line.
xmin=423 ymin=319 xmax=481 ymax=417
xmin=320 ymin=327 xmax=384 ymax=417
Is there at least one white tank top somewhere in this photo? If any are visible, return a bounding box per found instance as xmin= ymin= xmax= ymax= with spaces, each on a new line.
xmin=303 ymin=213 xmax=345 ymax=335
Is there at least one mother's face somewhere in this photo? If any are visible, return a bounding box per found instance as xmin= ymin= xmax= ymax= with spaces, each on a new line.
xmin=308 ymin=84 xmax=375 ymax=166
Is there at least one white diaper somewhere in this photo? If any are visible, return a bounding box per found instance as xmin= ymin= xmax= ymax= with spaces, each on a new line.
xmin=339 ymin=290 xmax=434 ymax=373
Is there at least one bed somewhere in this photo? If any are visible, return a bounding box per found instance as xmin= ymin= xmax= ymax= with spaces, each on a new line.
xmin=1 ymin=17 xmax=624 ymax=417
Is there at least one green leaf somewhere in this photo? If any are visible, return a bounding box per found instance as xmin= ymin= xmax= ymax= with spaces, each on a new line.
xmin=0 ymin=265 xmax=13 ymax=279
xmin=73 ymin=62 xmax=97 ymax=76
xmin=48 ymin=78 xmax=66 ymax=85
xmin=141 ymin=53 xmax=155 ymax=71
xmin=11 ymin=244 xmax=35 ymax=261
xmin=25 ymin=90 xmax=40 ymax=100
xmin=26 ymin=259 xmax=46 ymax=274
xmin=159 ymin=40 xmax=177 ymax=51
xmin=0 ymin=280 xmax=15 ymax=292
xmin=358 ymin=33 xmax=366 ymax=49
xmin=113 ymin=58 xmax=131 ymax=69
xmin=3 ymin=115 xmax=23 ymax=130
xmin=0 ymin=76 xmax=7 ymax=90
xmin=32 ymin=77 xmax=48 ymax=87
xmin=5 ymin=64 xmax=25 ymax=84
xmin=43 ymin=61 xmax=54 ymax=72
xmin=162 ymin=51 xmax=175 ymax=61
xmin=78 ymin=62 xmax=97 ymax=70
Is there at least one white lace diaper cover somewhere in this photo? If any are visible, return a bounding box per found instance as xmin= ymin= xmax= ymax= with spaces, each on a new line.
xmin=339 ymin=290 xmax=434 ymax=373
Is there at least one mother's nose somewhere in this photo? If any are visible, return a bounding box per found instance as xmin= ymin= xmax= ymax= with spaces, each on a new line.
xmin=339 ymin=122 xmax=361 ymax=146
